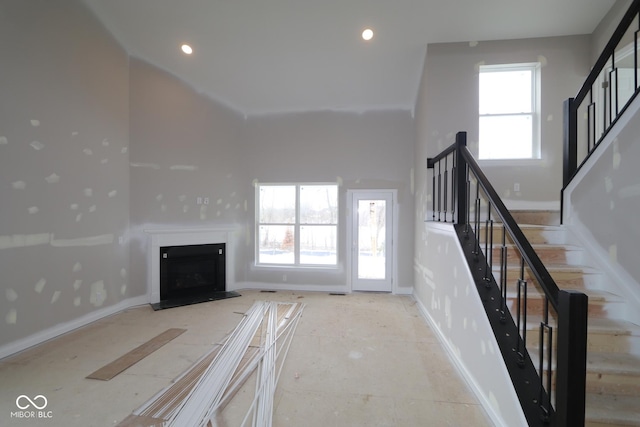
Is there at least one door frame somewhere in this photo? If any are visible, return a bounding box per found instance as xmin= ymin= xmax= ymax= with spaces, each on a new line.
xmin=346 ymin=189 xmax=398 ymax=293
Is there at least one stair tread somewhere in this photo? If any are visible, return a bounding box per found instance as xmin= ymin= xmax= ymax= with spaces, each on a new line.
xmin=523 ymin=316 xmax=640 ymax=335
xmin=505 ymin=210 xmax=561 ymax=226
xmin=490 ymin=242 xmax=583 ymax=253
xmin=507 ymin=288 xmax=622 ymax=302
xmin=588 ymin=318 xmax=640 ymax=335
xmin=508 ymin=211 xmax=640 ymax=425
xmin=501 ymin=263 xmax=600 ymax=273
xmin=482 ymin=223 xmax=562 ymax=231
xmin=498 ymin=242 xmax=578 ymax=249
xmin=587 ymin=352 xmax=640 ymax=375
xmin=586 ymin=393 xmax=640 ymax=425
xmin=481 ymin=224 xmax=566 ymax=242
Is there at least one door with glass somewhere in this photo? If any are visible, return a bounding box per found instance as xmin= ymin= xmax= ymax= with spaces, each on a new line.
xmin=350 ymin=191 xmax=394 ymax=292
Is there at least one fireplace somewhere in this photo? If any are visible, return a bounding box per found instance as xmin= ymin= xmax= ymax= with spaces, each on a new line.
xmin=145 ymin=227 xmax=239 ymax=310
xmin=160 ymin=243 xmax=226 ymax=301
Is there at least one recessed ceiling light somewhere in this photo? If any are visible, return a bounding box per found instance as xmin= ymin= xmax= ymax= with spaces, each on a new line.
xmin=181 ymin=44 xmax=193 ymax=55
xmin=362 ymin=28 xmax=374 ymax=41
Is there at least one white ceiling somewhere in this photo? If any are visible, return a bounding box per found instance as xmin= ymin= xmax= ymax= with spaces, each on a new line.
xmin=83 ymin=0 xmax=616 ymax=116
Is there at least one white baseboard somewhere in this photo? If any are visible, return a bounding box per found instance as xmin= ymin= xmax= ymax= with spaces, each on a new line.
xmin=411 ymin=292 xmax=512 ymax=427
xmin=232 ymin=281 xmax=414 ymax=296
xmin=394 ymin=286 xmax=413 ymax=295
xmin=502 ymin=199 xmax=560 ymax=211
xmin=231 ymin=281 xmax=350 ymax=294
xmin=0 ymin=282 xmax=415 ymax=361
xmin=0 ymin=295 xmax=148 ymax=360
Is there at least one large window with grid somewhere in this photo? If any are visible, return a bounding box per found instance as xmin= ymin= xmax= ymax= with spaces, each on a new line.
xmin=256 ymin=184 xmax=338 ymax=266
xmin=479 ymin=63 xmax=540 ymax=160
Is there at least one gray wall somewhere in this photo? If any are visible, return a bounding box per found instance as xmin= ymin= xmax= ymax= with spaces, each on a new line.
xmin=423 ymin=36 xmax=591 ymax=208
xmin=128 ymin=59 xmax=247 ymax=292
xmin=0 ymin=0 xmax=416 ymax=352
xmin=412 ymin=35 xmax=600 ymax=427
xmin=128 ymin=64 xmax=416 ymax=292
xmin=565 ymin=0 xmax=640 ymax=313
xmin=566 ymin=97 xmax=640 ymax=295
xmin=240 ymin=110 xmax=416 ymax=290
xmin=413 ymin=49 xmax=526 ymax=427
xmin=0 ymin=0 xmax=129 ymax=346
xmin=591 ymin=0 xmax=634 ymax=62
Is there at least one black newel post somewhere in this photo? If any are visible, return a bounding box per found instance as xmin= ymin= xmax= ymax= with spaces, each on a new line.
xmin=555 ymin=290 xmax=588 ymax=426
xmin=563 ymin=98 xmax=577 ymax=188
xmin=455 ymin=132 xmax=468 ymax=226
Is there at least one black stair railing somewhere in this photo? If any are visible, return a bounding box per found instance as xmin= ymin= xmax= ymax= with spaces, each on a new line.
xmin=428 ymin=132 xmax=588 ymax=427
xmin=564 ymin=0 xmax=640 ymax=190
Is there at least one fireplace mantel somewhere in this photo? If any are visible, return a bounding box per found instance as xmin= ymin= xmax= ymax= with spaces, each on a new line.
xmin=144 ymin=227 xmax=236 ymax=303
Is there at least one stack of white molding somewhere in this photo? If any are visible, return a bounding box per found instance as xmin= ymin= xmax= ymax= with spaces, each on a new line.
xmin=118 ymin=300 xmax=305 ymax=427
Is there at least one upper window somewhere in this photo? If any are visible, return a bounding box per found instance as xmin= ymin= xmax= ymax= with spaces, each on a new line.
xmin=257 ymin=183 xmax=338 ymax=266
xmin=479 ymin=63 xmax=540 ymax=160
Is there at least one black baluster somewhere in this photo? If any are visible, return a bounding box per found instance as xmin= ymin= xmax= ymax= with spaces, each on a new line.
xmin=516 ymin=257 xmax=527 ymax=368
xmin=613 ymin=51 xmax=619 ymax=117
xmin=452 ymin=151 xmax=456 ymax=223
xmin=437 ymin=161 xmax=442 ymax=222
xmin=587 ymin=102 xmax=596 ymax=153
xmin=546 ymin=324 xmax=554 ymax=416
xmin=431 ymin=161 xmax=436 ymax=222
xmin=465 ymin=172 xmax=471 ymax=236
xmin=483 ymin=203 xmax=492 ymax=283
xmin=538 ymin=296 xmax=551 ymax=422
xmin=499 ymin=226 xmax=507 ymax=322
xmin=473 ymin=180 xmax=481 ymax=258
xmin=633 ymin=26 xmax=640 ymax=92
xmin=444 ymin=156 xmax=448 ymax=222
xmin=603 ymin=77 xmax=608 ymax=133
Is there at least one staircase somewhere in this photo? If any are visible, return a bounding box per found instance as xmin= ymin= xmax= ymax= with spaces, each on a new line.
xmin=499 ymin=211 xmax=640 ymax=426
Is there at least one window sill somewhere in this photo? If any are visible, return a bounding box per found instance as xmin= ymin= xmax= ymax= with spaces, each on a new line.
xmin=252 ymin=263 xmax=339 ymax=272
xmin=477 ymin=157 xmax=546 ymax=167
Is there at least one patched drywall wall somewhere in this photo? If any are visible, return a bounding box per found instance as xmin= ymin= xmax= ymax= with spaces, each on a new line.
xmin=128 ymin=59 xmax=247 ymax=292
xmin=414 ymin=46 xmax=525 ymax=427
xmin=0 ymin=0 xmax=129 ymax=347
xmin=0 ymin=1 xmax=416 ymax=354
xmin=591 ymin=0 xmax=634 ymax=62
xmin=564 ymin=94 xmax=640 ymax=312
xmin=423 ymin=36 xmax=591 ymax=209
xmin=413 ymin=223 xmax=527 ymax=427
xmin=240 ymin=110 xmax=415 ymax=291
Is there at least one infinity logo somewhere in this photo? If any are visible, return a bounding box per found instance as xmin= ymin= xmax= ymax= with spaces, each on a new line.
xmin=15 ymin=395 xmax=47 ymax=410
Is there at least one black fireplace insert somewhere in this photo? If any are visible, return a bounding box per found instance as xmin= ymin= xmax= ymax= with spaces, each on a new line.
xmin=155 ymin=243 xmax=239 ymax=310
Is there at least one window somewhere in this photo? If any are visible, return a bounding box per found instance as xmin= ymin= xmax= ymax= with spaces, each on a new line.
xmin=479 ymin=63 xmax=540 ymax=160
xmin=257 ymin=184 xmax=338 ymax=266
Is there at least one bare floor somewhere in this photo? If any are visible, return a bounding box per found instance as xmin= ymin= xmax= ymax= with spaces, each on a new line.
xmin=0 ymin=290 xmax=492 ymax=426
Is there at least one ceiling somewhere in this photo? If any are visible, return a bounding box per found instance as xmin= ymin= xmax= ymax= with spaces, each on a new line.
xmin=82 ymin=0 xmax=616 ymax=116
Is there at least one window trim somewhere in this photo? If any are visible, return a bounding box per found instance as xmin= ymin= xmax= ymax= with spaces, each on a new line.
xmin=478 ymin=62 xmax=541 ymax=161
xmin=255 ymin=182 xmax=339 ymax=269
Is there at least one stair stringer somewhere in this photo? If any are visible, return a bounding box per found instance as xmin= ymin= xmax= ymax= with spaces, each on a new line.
xmin=563 ymin=219 xmax=640 ymax=328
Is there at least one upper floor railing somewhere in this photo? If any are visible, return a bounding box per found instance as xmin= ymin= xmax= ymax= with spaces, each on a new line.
xmin=428 ymin=132 xmax=588 ymax=426
xmin=564 ymin=0 xmax=640 ymax=188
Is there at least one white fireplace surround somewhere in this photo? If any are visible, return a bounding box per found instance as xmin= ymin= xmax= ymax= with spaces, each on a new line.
xmin=144 ymin=227 xmax=236 ymax=304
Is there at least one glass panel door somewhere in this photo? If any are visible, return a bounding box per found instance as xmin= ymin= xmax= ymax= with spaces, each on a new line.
xmin=351 ymin=191 xmax=393 ymax=292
